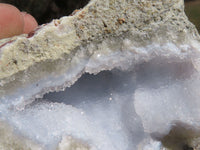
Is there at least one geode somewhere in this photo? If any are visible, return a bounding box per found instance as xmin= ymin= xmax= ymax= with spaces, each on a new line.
xmin=0 ymin=0 xmax=200 ymax=150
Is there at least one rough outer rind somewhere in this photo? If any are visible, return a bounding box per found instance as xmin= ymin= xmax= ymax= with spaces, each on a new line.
xmin=0 ymin=121 xmax=42 ymax=150
xmin=0 ymin=17 xmax=80 ymax=80
xmin=57 ymin=136 xmax=90 ymax=150
xmin=0 ymin=0 xmax=199 ymax=90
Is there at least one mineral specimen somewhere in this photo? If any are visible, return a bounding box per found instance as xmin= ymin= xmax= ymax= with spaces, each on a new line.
xmin=0 ymin=0 xmax=200 ymax=150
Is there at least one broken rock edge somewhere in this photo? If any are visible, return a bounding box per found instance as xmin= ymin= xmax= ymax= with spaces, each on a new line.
xmin=0 ymin=33 xmax=199 ymax=111
xmin=0 ymin=0 xmax=199 ymax=82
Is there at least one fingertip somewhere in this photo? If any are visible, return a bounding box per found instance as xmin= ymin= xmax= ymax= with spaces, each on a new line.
xmin=21 ymin=12 xmax=38 ymax=34
xmin=0 ymin=3 xmax=24 ymax=39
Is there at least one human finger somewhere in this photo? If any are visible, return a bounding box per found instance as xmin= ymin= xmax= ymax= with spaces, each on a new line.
xmin=0 ymin=3 xmax=24 ymax=39
xmin=21 ymin=12 xmax=38 ymax=34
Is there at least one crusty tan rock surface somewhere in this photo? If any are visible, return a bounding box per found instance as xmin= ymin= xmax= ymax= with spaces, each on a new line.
xmin=0 ymin=0 xmax=199 ymax=87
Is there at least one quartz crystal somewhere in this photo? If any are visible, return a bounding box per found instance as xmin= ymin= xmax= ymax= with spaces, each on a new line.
xmin=0 ymin=0 xmax=200 ymax=150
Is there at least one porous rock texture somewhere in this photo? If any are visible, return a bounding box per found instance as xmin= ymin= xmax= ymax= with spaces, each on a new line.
xmin=1 ymin=0 xmax=200 ymax=150
xmin=0 ymin=0 xmax=199 ymax=94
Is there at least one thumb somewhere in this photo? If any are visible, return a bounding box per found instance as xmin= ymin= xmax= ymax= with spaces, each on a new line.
xmin=0 ymin=3 xmax=24 ymax=39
